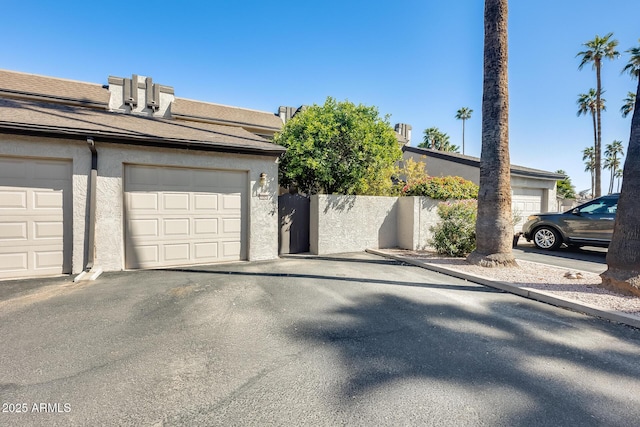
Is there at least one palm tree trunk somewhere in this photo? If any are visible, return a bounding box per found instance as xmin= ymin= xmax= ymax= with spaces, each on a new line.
xmin=591 ymin=111 xmax=597 ymax=197
xmin=462 ymin=119 xmax=466 ymax=155
xmin=609 ymin=159 xmax=615 ymax=194
xmin=595 ymin=60 xmax=603 ymax=197
xmin=467 ymin=0 xmax=517 ymax=268
xmin=601 ymin=77 xmax=640 ymax=296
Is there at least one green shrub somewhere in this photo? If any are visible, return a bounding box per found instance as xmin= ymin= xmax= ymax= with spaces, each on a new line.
xmin=402 ymin=176 xmax=478 ymax=200
xmin=429 ymin=200 xmax=477 ymax=257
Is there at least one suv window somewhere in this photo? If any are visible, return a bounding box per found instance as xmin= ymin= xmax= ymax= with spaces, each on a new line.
xmin=579 ymin=198 xmax=617 ymax=214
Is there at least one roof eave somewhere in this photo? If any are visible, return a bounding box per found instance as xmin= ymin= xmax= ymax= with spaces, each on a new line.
xmin=0 ymin=123 xmax=286 ymax=157
xmin=403 ymin=145 xmax=564 ymax=180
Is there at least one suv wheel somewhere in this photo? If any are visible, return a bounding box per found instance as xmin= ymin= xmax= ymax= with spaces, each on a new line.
xmin=533 ymin=226 xmax=562 ymax=250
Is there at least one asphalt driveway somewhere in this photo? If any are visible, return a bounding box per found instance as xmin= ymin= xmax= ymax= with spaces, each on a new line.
xmin=1 ymin=253 xmax=640 ymax=426
xmin=514 ymin=241 xmax=607 ymax=274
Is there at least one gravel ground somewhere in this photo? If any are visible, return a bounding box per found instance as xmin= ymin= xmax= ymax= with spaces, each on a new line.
xmin=382 ymin=249 xmax=640 ymax=317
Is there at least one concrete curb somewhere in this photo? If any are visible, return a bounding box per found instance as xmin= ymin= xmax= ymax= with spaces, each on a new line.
xmin=366 ymin=248 xmax=640 ymax=329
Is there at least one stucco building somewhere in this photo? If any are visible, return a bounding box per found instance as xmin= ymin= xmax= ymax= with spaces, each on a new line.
xmin=402 ymin=145 xmax=563 ymax=226
xmin=0 ymin=70 xmax=285 ymax=280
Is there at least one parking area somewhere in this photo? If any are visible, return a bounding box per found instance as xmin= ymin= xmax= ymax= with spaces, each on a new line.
xmin=1 ymin=253 xmax=639 ymax=426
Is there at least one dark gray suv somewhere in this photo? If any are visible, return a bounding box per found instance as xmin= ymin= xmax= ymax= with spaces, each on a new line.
xmin=522 ymin=194 xmax=618 ymax=250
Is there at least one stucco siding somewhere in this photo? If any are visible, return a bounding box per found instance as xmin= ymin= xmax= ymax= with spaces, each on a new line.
xmin=310 ymin=195 xmax=398 ymax=255
xmin=0 ymin=135 xmax=90 ymax=274
xmin=96 ymin=142 xmax=279 ymax=271
xmin=0 ymin=135 xmax=279 ymax=276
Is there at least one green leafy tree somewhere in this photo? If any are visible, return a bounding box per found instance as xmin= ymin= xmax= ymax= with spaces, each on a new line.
xmin=604 ymin=140 xmax=624 ymax=194
xmin=621 ymin=92 xmax=635 ymax=118
xmin=467 ymin=0 xmax=517 ymax=268
xmin=419 ymin=127 xmax=460 ymax=152
xmin=555 ymin=170 xmax=576 ymax=199
xmin=274 ymin=97 xmax=402 ymax=195
xmin=577 ymin=32 xmax=620 ymax=197
xmin=455 ymin=107 xmax=473 ymax=154
xmin=582 ymin=146 xmax=596 ymax=197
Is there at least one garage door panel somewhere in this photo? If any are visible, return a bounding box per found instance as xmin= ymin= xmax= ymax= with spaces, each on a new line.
xmin=124 ymin=165 xmax=246 ymax=269
xmin=0 ymin=222 xmax=28 ymax=240
xmin=0 ymin=157 xmax=71 ymax=279
xmin=194 ymin=218 xmax=217 ymax=235
xmin=0 ymin=191 xmax=27 ymax=209
xmin=0 ymin=252 xmax=28 ymax=272
xmin=128 ymin=193 xmax=158 ymax=210
xmin=164 ymin=193 xmax=189 ymax=210
xmin=222 ymin=241 xmax=241 ymax=258
xmin=34 ymin=221 xmax=64 ymax=239
xmin=222 ymin=218 xmax=241 ymax=233
xmin=35 ymin=251 xmax=64 ymax=269
xmin=194 ymin=242 xmax=218 ymax=259
xmin=222 ymin=194 xmax=242 ymax=210
xmin=164 ymin=218 xmax=190 ymax=236
xmin=164 ymin=244 xmax=190 ymax=261
xmin=194 ymin=194 xmax=217 ymax=210
xmin=34 ymin=191 xmax=64 ymax=209
xmin=129 ymin=219 xmax=159 ymax=237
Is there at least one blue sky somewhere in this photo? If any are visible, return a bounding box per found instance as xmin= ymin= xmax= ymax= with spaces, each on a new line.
xmin=4 ymin=1 xmax=639 ymax=194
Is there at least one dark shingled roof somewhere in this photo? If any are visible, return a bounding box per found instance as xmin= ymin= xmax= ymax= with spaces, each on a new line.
xmin=403 ymin=145 xmax=564 ymax=180
xmin=0 ymin=69 xmax=109 ymax=108
xmin=171 ymin=98 xmax=283 ymax=132
xmin=0 ymin=98 xmax=285 ymax=156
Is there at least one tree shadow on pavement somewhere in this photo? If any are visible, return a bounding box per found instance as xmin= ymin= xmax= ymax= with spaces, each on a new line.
xmin=287 ymin=292 xmax=640 ymax=426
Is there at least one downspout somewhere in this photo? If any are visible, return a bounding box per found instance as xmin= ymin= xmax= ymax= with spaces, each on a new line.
xmin=77 ymin=136 xmax=102 ymax=280
xmin=85 ymin=137 xmax=98 ymax=272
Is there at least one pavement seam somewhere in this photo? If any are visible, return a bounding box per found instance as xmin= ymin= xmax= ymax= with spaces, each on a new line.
xmin=366 ymin=248 xmax=640 ymax=330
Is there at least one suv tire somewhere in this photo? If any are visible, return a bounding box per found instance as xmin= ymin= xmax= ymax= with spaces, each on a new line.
xmin=533 ymin=226 xmax=562 ymax=250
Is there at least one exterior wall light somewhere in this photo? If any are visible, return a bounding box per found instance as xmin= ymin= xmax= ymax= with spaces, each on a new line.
xmin=259 ymin=172 xmax=267 ymax=188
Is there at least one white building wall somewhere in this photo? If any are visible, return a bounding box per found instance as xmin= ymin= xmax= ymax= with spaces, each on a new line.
xmin=310 ymin=195 xmax=443 ymax=255
xmin=95 ymin=142 xmax=279 ymax=271
xmin=0 ymin=135 xmax=279 ymax=275
xmin=0 ymin=135 xmax=90 ymax=274
xmin=310 ymin=195 xmax=398 ymax=255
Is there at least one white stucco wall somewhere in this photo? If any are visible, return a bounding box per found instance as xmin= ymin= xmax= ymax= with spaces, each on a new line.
xmin=397 ymin=197 xmax=441 ymax=250
xmin=95 ymin=142 xmax=279 ymax=271
xmin=310 ymin=195 xmax=443 ymax=255
xmin=0 ymin=135 xmax=279 ymax=275
xmin=0 ymin=135 xmax=90 ymax=274
xmin=310 ymin=195 xmax=398 ymax=255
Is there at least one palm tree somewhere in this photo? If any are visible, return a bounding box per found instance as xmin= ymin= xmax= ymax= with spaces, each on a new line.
xmin=604 ymin=140 xmax=624 ymax=194
xmin=419 ymin=127 xmax=460 ymax=152
xmin=621 ymin=92 xmax=635 ymax=118
xmin=577 ymin=33 xmax=620 ymax=198
xmin=577 ymin=89 xmax=606 ymax=177
xmin=455 ymin=107 xmax=473 ymax=154
xmin=582 ymin=146 xmax=595 ymax=197
xmin=615 ymin=168 xmax=623 ymax=192
xmin=622 ymin=39 xmax=640 ymax=78
xmin=601 ymin=72 xmax=640 ymax=296
xmin=467 ymin=0 xmax=516 ymax=268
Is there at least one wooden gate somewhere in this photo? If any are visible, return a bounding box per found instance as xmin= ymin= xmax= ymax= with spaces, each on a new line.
xmin=278 ymin=193 xmax=310 ymax=254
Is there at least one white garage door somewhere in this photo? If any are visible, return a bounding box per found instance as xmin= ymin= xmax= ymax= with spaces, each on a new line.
xmin=512 ymin=187 xmax=543 ymax=228
xmin=124 ymin=165 xmax=247 ymax=269
xmin=0 ymin=156 xmax=72 ymax=280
